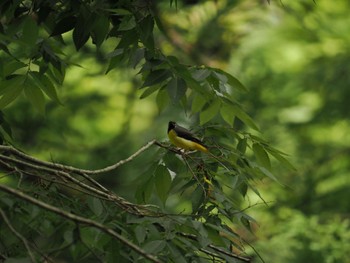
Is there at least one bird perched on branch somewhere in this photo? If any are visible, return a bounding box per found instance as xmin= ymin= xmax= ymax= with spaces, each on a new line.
xmin=167 ymin=121 xmax=208 ymax=153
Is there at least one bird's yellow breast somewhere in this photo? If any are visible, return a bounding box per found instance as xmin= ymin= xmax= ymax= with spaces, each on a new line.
xmin=168 ymin=130 xmax=208 ymax=153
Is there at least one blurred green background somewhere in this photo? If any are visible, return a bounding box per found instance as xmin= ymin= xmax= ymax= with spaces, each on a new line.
xmin=3 ymin=0 xmax=350 ymax=262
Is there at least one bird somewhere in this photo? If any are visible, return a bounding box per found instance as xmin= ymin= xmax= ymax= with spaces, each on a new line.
xmin=167 ymin=121 xmax=208 ymax=153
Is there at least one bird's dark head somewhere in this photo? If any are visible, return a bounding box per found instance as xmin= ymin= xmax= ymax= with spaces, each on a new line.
xmin=168 ymin=121 xmax=176 ymax=132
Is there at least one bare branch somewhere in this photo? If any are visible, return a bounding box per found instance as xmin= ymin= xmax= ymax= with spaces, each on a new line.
xmin=0 ymin=151 xmax=156 ymax=216
xmin=0 ymin=140 xmax=157 ymax=175
xmin=0 ymin=184 xmax=162 ymax=263
xmin=178 ymin=232 xmax=251 ymax=262
xmin=0 ymin=208 xmax=36 ymax=263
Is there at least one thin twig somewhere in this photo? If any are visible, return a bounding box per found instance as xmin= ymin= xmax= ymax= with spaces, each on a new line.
xmin=178 ymin=232 xmax=251 ymax=262
xmin=0 ymin=140 xmax=156 ymax=175
xmin=0 ymin=149 xmax=160 ymax=216
xmin=0 ymin=208 xmax=36 ymax=263
xmin=0 ymin=184 xmax=162 ymax=263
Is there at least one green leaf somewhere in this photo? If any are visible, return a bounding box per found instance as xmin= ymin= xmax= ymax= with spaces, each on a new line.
xmin=224 ymin=100 xmax=259 ymax=131
xmin=213 ymin=68 xmax=247 ymax=92
xmin=191 ymin=185 xmax=205 ymax=212
xmin=155 ymin=88 xmax=169 ymax=113
xmin=238 ymin=181 xmax=248 ymax=197
xmin=30 ymin=72 xmax=61 ymax=104
xmin=192 ymin=68 xmax=211 ymax=81
xmin=200 ymin=99 xmax=221 ymax=125
xmin=0 ymin=112 xmax=12 ymax=139
xmin=191 ymin=93 xmax=206 ymax=113
xmin=237 ymin=137 xmax=247 ymax=154
xmin=267 ymin=149 xmax=296 ymax=171
xmin=73 ymin=8 xmax=93 ymax=50
xmin=135 ymin=225 xmax=147 ymax=244
xmin=240 ymin=217 xmax=253 ymax=233
xmin=135 ymin=176 xmax=154 ymax=203
xmin=51 ymin=16 xmax=77 ymax=36
xmin=167 ymin=243 xmax=187 ymax=263
xmin=142 ymin=69 xmax=172 ymax=88
xmin=104 ymin=8 xmax=132 ymax=15
xmin=106 ymin=51 xmax=126 ymax=74
xmin=130 ymin=48 xmax=145 ymax=68
xmin=154 ymin=165 xmax=172 ymax=205
xmin=117 ymin=29 xmax=138 ymax=49
xmin=162 ymin=152 xmax=185 ymax=174
xmin=220 ymin=103 xmax=234 ymax=126
xmin=22 ymin=17 xmax=38 ymax=46
xmin=47 ymin=64 xmax=65 ymax=85
xmin=167 ymin=77 xmax=187 ymax=104
xmin=87 ymin=197 xmax=103 ymax=216
xmin=138 ymin=15 xmax=154 ymax=50
xmin=139 ymin=85 xmax=161 ymax=99
xmin=252 ymin=143 xmax=271 ymax=170
xmin=0 ymin=75 xmax=25 ymax=109
xmin=24 ymin=77 xmax=46 ymax=114
xmin=118 ymin=15 xmax=136 ymax=31
xmin=91 ymin=15 xmax=110 ymax=47
xmin=3 ymin=60 xmax=27 ymax=76
xmin=142 ymin=240 xmax=166 ymax=254
xmin=257 ymin=166 xmax=280 ymax=183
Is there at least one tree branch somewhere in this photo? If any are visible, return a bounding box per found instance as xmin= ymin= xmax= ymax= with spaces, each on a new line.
xmin=0 ymin=142 xmax=163 ymax=216
xmin=0 ymin=208 xmax=36 ymax=263
xmin=178 ymin=232 xmax=251 ymax=262
xmin=0 ymin=184 xmax=162 ymax=263
xmin=0 ymin=140 xmax=157 ymax=175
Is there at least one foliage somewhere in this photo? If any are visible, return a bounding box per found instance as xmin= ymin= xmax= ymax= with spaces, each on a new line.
xmin=221 ymin=1 xmax=350 ymax=262
xmin=0 ymin=1 xmax=289 ymax=263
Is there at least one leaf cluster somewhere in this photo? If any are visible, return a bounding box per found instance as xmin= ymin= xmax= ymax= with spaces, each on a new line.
xmin=0 ymin=1 xmax=294 ymax=262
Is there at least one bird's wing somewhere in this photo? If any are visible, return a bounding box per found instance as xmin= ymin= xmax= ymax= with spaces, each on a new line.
xmin=175 ymin=125 xmax=206 ymax=146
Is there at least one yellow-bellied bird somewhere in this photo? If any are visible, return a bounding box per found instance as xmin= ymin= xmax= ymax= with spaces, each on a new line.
xmin=167 ymin=121 xmax=208 ymax=153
